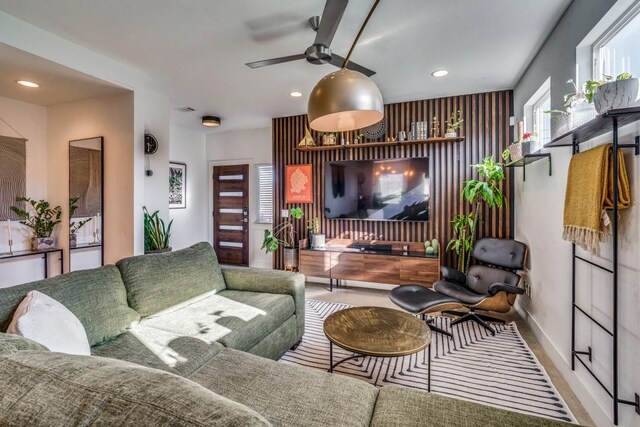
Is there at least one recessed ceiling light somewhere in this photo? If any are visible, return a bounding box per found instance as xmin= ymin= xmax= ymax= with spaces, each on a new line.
xmin=431 ymin=70 xmax=449 ymax=78
xmin=16 ymin=80 xmax=39 ymax=88
xmin=289 ymin=91 xmax=303 ymax=98
xmin=202 ymin=116 xmax=221 ymax=127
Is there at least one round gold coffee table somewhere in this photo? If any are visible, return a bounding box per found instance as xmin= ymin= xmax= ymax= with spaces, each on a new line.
xmin=323 ymin=306 xmax=432 ymax=391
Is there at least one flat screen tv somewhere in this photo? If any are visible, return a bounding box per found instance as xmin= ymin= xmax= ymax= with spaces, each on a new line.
xmin=324 ymin=157 xmax=430 ymax=221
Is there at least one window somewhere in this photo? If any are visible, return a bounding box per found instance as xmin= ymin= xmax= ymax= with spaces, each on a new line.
xmin=256 ymin=164 xmax=273 ymax=223
xmin=594 ymin=3 xmax=640 ymax=79
xmin=523 ymin=78 xmax=551 ymax=150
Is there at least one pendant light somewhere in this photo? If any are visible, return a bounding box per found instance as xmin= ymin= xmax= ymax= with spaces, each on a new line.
xmin=307 ymin=0 xmax=383 ymax=132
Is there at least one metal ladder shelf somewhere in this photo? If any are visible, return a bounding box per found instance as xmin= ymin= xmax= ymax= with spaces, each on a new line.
xmin=544 ymin=107 xmax=640 ymax=425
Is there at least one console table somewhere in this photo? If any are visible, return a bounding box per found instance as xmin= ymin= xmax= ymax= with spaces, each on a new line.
xmin=299 ymin=239 xmax=440 ymax=290
xmin=0 ymin=248 xmax=64 ymax=279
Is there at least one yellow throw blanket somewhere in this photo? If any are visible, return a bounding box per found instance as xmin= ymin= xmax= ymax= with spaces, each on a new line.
xmin=563 ymin=144 xmax=631 ymax=255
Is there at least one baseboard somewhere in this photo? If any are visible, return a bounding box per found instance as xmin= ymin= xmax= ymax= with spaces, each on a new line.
xmin=515 ymin=306 xmax=614 ymax=427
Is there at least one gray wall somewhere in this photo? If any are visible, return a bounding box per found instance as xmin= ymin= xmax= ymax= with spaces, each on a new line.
xmin=514 ymin=0 xmax=616 ymax=119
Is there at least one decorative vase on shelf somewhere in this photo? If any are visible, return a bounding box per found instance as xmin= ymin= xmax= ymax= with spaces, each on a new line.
xmin=593 ymin=78 xmax=640 ymax=114
xmin=569 ymin=98 xmax=597 ymax=129
xmin=31 ymin=237 xmax=56 ymax=251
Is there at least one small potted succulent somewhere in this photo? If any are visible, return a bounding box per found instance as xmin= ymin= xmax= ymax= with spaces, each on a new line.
xmin=590 ymin=73 xmax=639 ymax=114
xmin=69 ymin=197 xmax=92 ymax=248
xmin=502 ymin=132 xmax=536 ymax=162
xmin=143 ymin=207 xmax=173 ymax=254
xmin=262 ymin=207 xmax=303 ymax=270
xmin=10 ymin=197 xmax=62 ymax=251
xmin=444 ymin=110 xmax=464 ymax=138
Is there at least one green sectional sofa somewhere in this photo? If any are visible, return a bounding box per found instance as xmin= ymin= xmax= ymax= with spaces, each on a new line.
xmin=0 ymin=242 xmax=572 ymax=426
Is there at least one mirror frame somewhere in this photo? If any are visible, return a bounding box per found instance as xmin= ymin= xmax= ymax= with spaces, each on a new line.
xmin=68 ymin=136 xmax=104 ymax=267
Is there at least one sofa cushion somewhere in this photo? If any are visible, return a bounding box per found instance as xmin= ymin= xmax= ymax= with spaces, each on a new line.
xmin=0 ymin=332 xmax=48 ymax=356
xmin=117 ymin=242 xmax=226 ymax=317
xmin=92 ymin=327 xmax=225 ymax=377
xmin=188 ymin=348 xmax=378 ymax=427
xmin=7 ymin=291 xmax=91 ymax=356
xmin=0 ymin=266 xmax=140 ymax=346
xmin=0 ymin=351 xmax=271 ymax=426
xmin=370 ymin=386 xmax=571 ymax=427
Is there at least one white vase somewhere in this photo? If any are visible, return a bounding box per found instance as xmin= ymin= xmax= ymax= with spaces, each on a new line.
xmin=312 ymin=234 xmax=326 ymax=249
xmin=593 ymin=78 xmax=640 ymax=114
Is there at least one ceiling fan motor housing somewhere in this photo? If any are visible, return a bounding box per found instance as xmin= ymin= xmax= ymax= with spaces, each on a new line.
xmin=305 ymin=44 xmax=332 ymax=65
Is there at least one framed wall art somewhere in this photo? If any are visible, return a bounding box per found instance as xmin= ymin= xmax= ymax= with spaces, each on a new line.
xmin=285 ymin=164 xmax=312 ymax=204
xmin=169 ymin=161 xmax=187 ymax=209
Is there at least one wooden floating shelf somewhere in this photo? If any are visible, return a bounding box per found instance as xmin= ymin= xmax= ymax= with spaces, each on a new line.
xmin=296 ymin=136 xmax=464 ymax=152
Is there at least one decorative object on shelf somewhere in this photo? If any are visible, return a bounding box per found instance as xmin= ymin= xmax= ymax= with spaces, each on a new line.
xmin=0 ymin=134 xmax=27 ymax=222
xmin=262 ymin=207 xmax=303 ymax=271
xmin=447 ymin=157 xmax=506 ymax=272
xmin=285 ymin=164 xmax=313 ymax=203
xmin=306 ymin=0 xmax=383 ymax=132
xmin=431 ymin=238 xmax=439 ymax=254
xmin=592 ymin=73 xmax=639 ymax=114
xmin=362 ymin=118 xmax=387 ymax=140
xmin=397 ymin=130 xmax=406 ymax=142
xmin=445 ymin=111 xmax=464 ymax=138
xmin=143 ymin=207 xmax=173 ymax=254
xmin=298 ymin=126 xmax=315 ymax=147
xmin=430 ymin=116 xmax=440 ymax=138
xmin=10 ymin=197 xmax=62 ymax=251
xmin=169 ymin=162 xmax=187 ymax=209
xmin=69 ymin=197 xmax=91 ymax=248
xmin=321 ymin=133 xmax=337 ymax=146
xmin=503 ymin=132 xmax=536 ymax=162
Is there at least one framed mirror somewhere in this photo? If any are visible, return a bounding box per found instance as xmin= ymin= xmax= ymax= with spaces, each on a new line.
xmin=69 ymin=136 xmax=103 ymax=271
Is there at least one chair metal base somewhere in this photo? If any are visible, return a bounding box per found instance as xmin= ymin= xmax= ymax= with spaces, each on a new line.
xmin=420 ymin=314 xmax=453 ymax=339
xmin=442 ymin=309 xmax=505 ymax=336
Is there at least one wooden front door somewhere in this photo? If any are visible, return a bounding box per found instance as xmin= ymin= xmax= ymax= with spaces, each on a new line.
xmin=213 ymin=164 xmax=249 ymax=266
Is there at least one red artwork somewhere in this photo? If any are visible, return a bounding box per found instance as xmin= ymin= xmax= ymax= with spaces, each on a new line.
xmin=285 ymin=164 xmax=313 ymax=204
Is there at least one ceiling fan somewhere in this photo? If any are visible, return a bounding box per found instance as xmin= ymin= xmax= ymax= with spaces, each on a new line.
xmin=245 ymin=0 xmax=376 ymax=77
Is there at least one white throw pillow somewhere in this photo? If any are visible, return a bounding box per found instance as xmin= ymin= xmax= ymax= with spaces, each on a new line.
xmin=6 ymin=291 xmax=91 ymax=356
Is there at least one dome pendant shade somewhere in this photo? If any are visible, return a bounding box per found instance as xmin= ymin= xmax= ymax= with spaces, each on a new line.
xmin=307 ymin=68 xmax=383 ymax=132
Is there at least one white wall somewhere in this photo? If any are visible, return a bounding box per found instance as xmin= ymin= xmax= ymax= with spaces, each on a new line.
xmin=513 ymin=2 xmax=640 ymax=426
xmin=206 ymin=127 xmax=272 ymax=268
xmin=169 ymin=125 xmax=208 ymax=250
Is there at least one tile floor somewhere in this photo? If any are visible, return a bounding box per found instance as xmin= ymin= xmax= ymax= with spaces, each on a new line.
xmin=305 ymin=282 xmax=594 ymax=426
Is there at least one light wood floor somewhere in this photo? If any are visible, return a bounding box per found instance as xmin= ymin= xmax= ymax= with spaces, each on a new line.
xmin=305 ymin=282 xmax=594 ymax=426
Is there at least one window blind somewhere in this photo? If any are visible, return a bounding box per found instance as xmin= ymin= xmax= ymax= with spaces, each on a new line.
xmin=256 ymin=164 xmax=273 ymax=223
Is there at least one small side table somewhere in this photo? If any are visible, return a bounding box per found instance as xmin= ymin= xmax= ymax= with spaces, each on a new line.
xmin=323 ymin=306 xmax=432 ymax=391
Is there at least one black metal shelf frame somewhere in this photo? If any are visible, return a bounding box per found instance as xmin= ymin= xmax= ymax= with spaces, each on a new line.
xmin=547 ymin=107 xmax=640 ymax=425
xmin=504 ymin=153 xmax=552 ymax=181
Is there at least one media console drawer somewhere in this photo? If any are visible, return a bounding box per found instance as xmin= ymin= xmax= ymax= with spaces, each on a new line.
xmin=331 ymin=253 xmax=364 ymax=281
xmin=299 ymin=251 xmax=331 ymax=278
xmin=399 ymin=258 xmax=439 ymax=286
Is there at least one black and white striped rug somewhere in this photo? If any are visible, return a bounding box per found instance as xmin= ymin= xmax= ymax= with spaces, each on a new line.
xmin=280 ymin=300 xmax=574 ymax=423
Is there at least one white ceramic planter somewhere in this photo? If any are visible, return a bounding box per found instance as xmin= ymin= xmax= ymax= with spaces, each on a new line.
xmin=594 ymin=78 xmax=640 ymax=114
xmin=31 ymin=237 xmax=56 ymax=251
xmin=312 ymin=234 xmax=326 ymax=249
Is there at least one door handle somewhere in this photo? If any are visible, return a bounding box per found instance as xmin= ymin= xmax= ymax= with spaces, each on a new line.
xmin=243 ymin=218 xmax=248 ymax=223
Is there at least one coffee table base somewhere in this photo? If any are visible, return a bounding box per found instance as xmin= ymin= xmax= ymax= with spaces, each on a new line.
xmin=328 ymin=342 xmax=432 ymax=392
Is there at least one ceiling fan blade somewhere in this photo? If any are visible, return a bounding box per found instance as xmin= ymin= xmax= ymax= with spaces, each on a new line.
xmin=314 ymin=0 xmax=348 ymax=47
xmin=330 ymin=54 xmax=376 ymax=77
xmin=245 ymin=53 xmax=306 ymax=69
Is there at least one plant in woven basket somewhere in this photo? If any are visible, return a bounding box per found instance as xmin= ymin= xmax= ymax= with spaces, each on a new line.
xmin=143 ymin=207 xmax=173 ymax=252
xmin=10 ymin=197 xmax=62 ymax=238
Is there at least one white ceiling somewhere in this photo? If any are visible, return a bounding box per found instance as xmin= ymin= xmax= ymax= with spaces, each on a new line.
xmin=0 ymin=43 xmax=129 ymax=107
xmin=0 ymin=0 xmax=570 ymax=132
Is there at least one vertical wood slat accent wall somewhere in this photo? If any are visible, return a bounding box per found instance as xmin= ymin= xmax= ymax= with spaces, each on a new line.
xmin=272 ymin=90 xmax=514 ymax=270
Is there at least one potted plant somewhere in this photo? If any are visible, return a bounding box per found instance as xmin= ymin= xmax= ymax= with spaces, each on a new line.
xmin=307 ymin=217 xmax=325 ymax=249
xmin=502 ymin=132 xmax=536 ymax=163
xmin=10 ymin=197 xmax=62 ymax=251
xmin=143 ymin=207 xmax=173 ymax=254
xmin=447 ymin=156 xmax=507 ymax=272
xmin=69 ymin=197 xmax=92 ymax=248
xmin=444 ymin=110 xmax=463 ymax=138
xmin=591 ymin=73 xmax=639 ymax=114
xmin=262 ymin=207 xmax=303 ymax=270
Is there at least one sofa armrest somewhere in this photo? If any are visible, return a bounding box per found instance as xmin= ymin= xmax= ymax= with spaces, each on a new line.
xmin=488 ymin=282 xmax=525 ymax=296
xmin=221 ymin=266 xmax=305 ymax=338
xmin=440 ymin=266 xmax=467 ymax=285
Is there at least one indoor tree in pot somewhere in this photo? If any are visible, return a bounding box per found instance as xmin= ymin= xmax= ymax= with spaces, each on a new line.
xmin=69 ymin=197 xmax=91 ymax=248
xmin=262 ymin=207 xmax=303 ymax=270
xmin=143 ymin=207 xmax=173 ymax=254
xmin=447 ymin=156 xmax=507 ymax=272
xmin=10 ymin=197 xmax=62 ymax=251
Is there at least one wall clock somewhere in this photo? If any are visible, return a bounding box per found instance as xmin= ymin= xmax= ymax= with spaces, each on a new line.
xmin=144 ymin=133 xmax=159 ymax=155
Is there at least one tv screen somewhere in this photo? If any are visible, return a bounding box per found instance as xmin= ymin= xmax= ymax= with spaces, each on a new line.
xmin=324 ymin=157 xmax=430 ymax=221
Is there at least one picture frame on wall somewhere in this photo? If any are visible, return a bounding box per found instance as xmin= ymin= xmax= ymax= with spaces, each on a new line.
xmin=285 ymin=164 xmax=313 ymax=204
xmin=169 ymin=161 xmax=187 ymax=209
